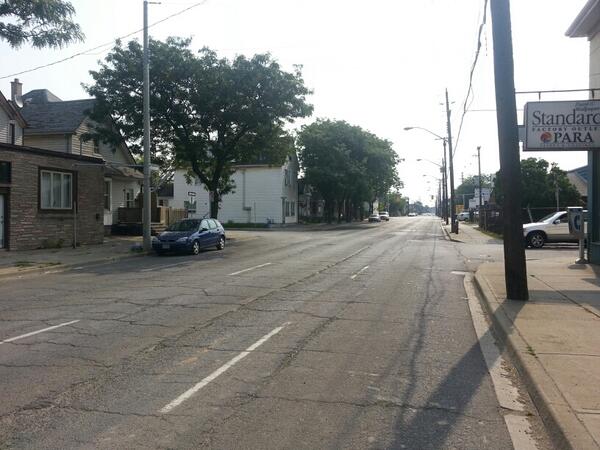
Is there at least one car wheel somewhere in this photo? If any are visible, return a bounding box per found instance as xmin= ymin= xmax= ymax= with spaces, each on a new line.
xmin=527 ymin=231 xmax=545 ymax=249
xmin=191 ymin=240 xmax=201 ymax=255
xmin=216 ymin=236 xmax=225 ymax=250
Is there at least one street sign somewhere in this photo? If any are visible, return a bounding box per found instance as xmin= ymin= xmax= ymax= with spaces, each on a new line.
xmin=524 ymin=100 xmax=600 ymax=151
xmin=187 ymin=191 xmax=196 ymax=197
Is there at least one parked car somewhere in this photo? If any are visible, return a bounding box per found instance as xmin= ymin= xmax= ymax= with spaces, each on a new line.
xmin=368 ymin=213 xmax=381 ymax=223
xmin=523 ymin=210 xmax=587 ymax=248
xmin=408 ymin=212 xmax=417 ymax=217
xmin=379 ymin=211 xmax=390 ymax=221
xmin=153 ymin=218 xmax=226 ymax=255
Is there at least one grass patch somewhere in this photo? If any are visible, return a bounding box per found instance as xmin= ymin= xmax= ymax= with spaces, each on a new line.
xmin=14 ymin=261 xmax=61 ymax=268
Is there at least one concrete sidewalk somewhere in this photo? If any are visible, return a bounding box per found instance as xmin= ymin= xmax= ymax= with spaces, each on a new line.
xmin=0 ymin=236 xmax=144 ymax=280
xmin=456 ymin=223 xmax=600 ymax=449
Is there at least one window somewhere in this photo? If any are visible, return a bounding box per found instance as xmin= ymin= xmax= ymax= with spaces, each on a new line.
xmin=9 ymin=123 xmax=16 ymax=145
xmin=285 ymin=201 xmax=290 ymax=216
xmin=93 ymin=139 xmax=100 ymax=154
xmin=125 ymin=189 xmax=135 ymax=208
xmin=291 ymin=201 xmax=295 ymax=217
xmin=200 ymin=219 xmax=210 ymax=230
xmin=207 ymin=219 xmax=217 ymax=229
xmin=0 ymin=161 xmax=10 ymax=183
xmin=284 ymin=169 xmax=290 ymax=186
xmin=40 ymin=170 xmax=73 ymax=210
xmin=104 ymin=180 xmax=112 ymax=210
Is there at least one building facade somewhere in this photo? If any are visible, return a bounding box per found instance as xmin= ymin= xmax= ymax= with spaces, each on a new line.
xmin=567 ymin=2 xmax=600 ymax=264
xmin=172 ymin=155 xmax=299 ymax=225
xmin=0 ymin=143 xmax=104 ymax=250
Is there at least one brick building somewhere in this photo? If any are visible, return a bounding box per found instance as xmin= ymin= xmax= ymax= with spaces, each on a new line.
xmin=0 ymin=142 xmax=104 ymax=250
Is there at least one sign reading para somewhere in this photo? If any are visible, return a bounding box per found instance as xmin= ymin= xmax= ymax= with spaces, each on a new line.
xmin=524 ymin=100 xmax=600 ymax=151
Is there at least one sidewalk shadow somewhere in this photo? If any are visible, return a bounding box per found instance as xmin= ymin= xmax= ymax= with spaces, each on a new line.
xmin=389 ymin=290 xmax=525 ymax=449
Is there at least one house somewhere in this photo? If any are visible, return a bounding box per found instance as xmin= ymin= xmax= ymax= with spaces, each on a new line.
xmin=566 ymin=165 xmax=588 ymax=202
xmin=12 ymin=79 xmax=142 ymax=233
xmin=567 ymin=3 xmax=600 ymax=264
xmin=172 ymin=154 xmax=299 ymax=224
xmin=1 ymin=89 xmax=104 ymax=250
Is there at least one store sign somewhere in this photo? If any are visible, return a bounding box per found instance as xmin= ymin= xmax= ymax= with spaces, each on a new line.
xmin=524 ymin=100 xmax=600 ymax=151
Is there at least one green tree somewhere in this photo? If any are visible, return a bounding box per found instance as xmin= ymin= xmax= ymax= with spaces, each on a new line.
xmin=494 ymin=158 xmax=582 ymax=208
xmin=455 ymin=174 xmax=492 ymax=207
xmin=0 ymin=0 xmax=83 ymax=48
xmin=86 ymin=38 xmax=312 ymax=218
xmin=386 ymin=192 xmax=407 ymax=216
xmin=298 ymin=119 xmax=400 ymax=222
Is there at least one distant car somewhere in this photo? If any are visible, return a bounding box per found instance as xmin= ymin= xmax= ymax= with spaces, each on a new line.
xmin=523 ymin=210 xmax=587 ymax=249
xmin=379 ymin=211 xmax=390 ymax=221
xmin=407 ymin=212 xmax=417 ymax=217
xmin=457 ymin=211 xmax=470 ymax=221
xmin=368 ymin=213 xmax=381 ymax=223
xmin=152 ymin=218 xmax=226 ymax=255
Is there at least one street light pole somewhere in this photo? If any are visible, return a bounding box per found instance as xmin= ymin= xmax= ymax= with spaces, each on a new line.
xmin=445 ymin=89 xmax=458 ymax=234
xmin=490 ymin=0 xmax=528 ymax=300
xmin=142 ymin=0 xmax=152 ymax=252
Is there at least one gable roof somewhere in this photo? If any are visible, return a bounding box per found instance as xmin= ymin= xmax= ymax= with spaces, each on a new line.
xmin=0 ymin=90 xmax=27 ymax=127
xmin=567 ymin=165 xmax=588 ymax=197
xmin=20 ymin=98 xmax=95 ymax=135
xmin=22 ymin=89 xmax=62 ymax=104
xmin=566 ymin=0 xmax=600 ymax=38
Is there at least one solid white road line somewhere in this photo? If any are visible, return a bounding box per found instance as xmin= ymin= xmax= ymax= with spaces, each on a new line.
xmin=228 ymin=262 xmax=272 ymax=276
xmin=350 ymin=265 xmax=370 ymax=280
xmin=464 ymin=274 xmax=539 ymax=450
xmin=0 ymin=320 xmax=81 ymax=345
xmin=160 ymin=322 xmax=290 ymax=413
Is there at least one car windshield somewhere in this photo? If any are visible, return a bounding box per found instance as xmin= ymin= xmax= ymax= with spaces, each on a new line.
xmin=538 ymin=212 xmax=561 ymax=223
xmin=166 ymin=220 xmax=200 ymax=231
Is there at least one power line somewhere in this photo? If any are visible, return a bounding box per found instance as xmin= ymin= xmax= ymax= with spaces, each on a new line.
xmin=0 ymin=0 xmax=210 ymax=81
xmin=453 ymin=0 xmax=489 ymax=158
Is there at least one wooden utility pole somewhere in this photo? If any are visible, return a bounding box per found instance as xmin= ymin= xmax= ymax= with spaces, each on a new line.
xmin=445 ymin=89 xmax=458 ymax=233
xmin=490 ymin=0 xmax=528 ymax=300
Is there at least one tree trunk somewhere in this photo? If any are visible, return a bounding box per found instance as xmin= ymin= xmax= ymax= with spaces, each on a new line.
xmin=210 ymin=191 xmax=219 ymax=219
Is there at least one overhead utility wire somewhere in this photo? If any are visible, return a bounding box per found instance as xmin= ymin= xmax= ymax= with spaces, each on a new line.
xmin=0 ymin=0 xmax=210 ymax=81
xmin=453 ymin=0 xmax=488 ymax=158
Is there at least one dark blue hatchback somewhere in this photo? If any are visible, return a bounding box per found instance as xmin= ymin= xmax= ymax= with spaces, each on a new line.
xmin=152 ymin=218 xmax=226 ymax=255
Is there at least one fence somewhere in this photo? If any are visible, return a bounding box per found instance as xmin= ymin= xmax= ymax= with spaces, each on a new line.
xmin=479 ymin=205 xmax=566 ymax=234
xmin=117 ymin=206 xmax=186 ymax=225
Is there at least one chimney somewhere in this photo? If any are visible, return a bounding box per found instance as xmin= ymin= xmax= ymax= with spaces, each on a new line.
xmin=11 ymin=78 xmax=22 ymax=104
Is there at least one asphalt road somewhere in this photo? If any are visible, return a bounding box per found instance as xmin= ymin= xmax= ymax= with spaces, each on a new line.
xmin=0 ymin=217 xmax=543 ymax=449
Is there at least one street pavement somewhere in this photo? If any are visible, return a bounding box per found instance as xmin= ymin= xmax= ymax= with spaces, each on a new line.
xmin=0 ymin=217 xmax=549 ymax=449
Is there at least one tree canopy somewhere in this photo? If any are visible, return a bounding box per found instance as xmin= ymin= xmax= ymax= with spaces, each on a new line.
xmin=0 ymin=0 xmax=83 ymax=48
xmin=455 ymin=174 xmax=493 ymax=207
xmin=494 ymin=158 xmax=582 ymax=208
xmin=298 ymin=119 xmax=401 ymax=222
xmin=86 ymin=37 xmax=312 ymax=218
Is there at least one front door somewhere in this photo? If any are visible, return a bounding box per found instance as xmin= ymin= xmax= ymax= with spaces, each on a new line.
xmin=0 ymin=194 xmax=5 ymax=249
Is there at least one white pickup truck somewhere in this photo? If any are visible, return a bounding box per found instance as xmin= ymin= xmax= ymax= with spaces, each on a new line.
xmin=523 ymin=210 xmax=587 ymax=248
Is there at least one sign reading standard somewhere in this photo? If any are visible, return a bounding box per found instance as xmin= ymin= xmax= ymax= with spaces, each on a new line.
xmin=524 ymin=100 xmax=600 ymax=151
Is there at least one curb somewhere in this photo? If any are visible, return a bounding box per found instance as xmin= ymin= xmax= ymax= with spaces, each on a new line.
xmin=473 ymin=267 xmax=598 ymax=450
xmin=0 ymin=252 xmax=146 ymax=282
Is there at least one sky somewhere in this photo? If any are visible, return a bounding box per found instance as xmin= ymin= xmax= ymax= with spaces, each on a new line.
xmin=0 ymin=0 xmax=592 ymax=206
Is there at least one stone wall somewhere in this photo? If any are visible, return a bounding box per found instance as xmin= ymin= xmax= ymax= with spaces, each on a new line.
xmin=0 ymin=143 xmax=104 ymax=250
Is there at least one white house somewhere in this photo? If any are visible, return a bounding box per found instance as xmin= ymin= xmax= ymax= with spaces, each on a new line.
xmin=13 ymin=79 xmax=142 ymax=231
xmin=172 ymin=154 xmax=299 ymax=225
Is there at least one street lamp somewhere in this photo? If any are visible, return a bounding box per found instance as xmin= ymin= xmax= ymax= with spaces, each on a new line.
xmin=407 ymin=127 xmax=453 ymax=227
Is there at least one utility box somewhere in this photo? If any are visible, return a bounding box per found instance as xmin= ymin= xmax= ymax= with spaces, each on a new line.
xmin=568 ymin=207 xmax=584 ymax=239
